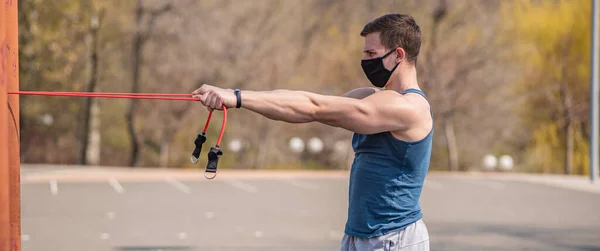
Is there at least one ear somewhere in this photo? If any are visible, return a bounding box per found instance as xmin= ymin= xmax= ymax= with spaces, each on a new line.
xmin=395 ymin=48 xmax=406 ymax=63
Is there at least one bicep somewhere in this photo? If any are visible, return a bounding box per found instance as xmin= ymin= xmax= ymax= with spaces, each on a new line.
xmin=316 ymin=93 xmax=417 ymax=134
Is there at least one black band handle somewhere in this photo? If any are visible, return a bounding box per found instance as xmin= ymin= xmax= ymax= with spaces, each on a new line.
xmin=191 ymin=133 xmax=206 ymax=164
xmin=204 ymin=146 xmax=223 ymax=179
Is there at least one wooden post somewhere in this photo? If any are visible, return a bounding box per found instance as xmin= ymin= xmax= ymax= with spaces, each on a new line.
xmin=7 ymin=0 xmax=21 ymax=250
xmin=0 ymin=1 xmax=11 ymax=250
xmin=1 ymin=1 xmax=20 ymax=250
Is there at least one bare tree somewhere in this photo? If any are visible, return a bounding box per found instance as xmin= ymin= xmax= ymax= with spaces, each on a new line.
xmin=422 ymin=0 xmax=507 ymax=171
xmin=126 ymin=0 xmax=172 ymax=167
xmin=77 ymin=1 xmax=104 ymax=165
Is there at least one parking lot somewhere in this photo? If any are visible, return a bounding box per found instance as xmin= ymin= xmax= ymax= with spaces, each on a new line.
xmin=19 ymin=167 xmax=600 ymax=251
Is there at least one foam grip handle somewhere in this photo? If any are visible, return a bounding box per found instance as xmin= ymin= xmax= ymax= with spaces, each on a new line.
xmin=192 ymin=146 xmax=202 ymax=159
xmin=206 ymin=146 xmax=223 ymax=173
xmin=192 ymin=134 xmax=207 ymax=159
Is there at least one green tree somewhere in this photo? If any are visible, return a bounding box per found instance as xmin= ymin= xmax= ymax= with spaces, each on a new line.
xmin=503 ymin=0 xmax=592 ymax=174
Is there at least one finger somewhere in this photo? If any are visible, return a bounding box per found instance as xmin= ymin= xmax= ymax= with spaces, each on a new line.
xmin=206 ymin=92 xmax=216 ymax=108
xmin=191 ymin=85 xmax=207 ymax=95
xmin=200 ymin=92 xmax=210 ymax=106
xmin=199 ymin=93 xmax=206 ymax=103
xmin=216 ymin=97 xmax=223 ymax=110
xmin=209 ymin=92 xmax=220 ymax=109
xmin=211 ymin=95 xmax=221 ymax=109
xmin=207 ymin=106 xmax=213 ymax=112
xmin=192 ymin=87 xmax=202 ymax=95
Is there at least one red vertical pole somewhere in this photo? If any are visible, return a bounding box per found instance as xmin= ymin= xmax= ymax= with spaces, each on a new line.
xmin=0 ymin=0 xmax=11 ymax=250
xmin=7 ymin=0 xmax=21 ymax=250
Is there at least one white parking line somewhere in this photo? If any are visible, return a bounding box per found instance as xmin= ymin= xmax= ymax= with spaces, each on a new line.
xmin=49 ymin=179 xmax=58 ymax=196
xmin=108 ymin=178 xmax=125 ymax=194
xmin=226 ymin=180 xmax=257 ymax=193
xmin=283 ymin=179 xmax=320 ymax=191
xmin=100 ymin=233 xmax=110 ymax=240
xmin=22 ymin=234 xmax=30 ymax=242
xmin=165 ymin=177 xmax=191 ymax=194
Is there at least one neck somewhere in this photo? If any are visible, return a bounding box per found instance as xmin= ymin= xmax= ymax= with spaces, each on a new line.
xmin=385 ymin=64 xmax=419 ymax=92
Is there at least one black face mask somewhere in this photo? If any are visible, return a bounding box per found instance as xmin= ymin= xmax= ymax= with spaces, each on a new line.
xmin=361 ymin=49 xmax=400 ymax=88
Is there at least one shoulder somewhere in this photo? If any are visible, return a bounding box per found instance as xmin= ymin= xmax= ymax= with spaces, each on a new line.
xmin=369 ymin=90 xmax=428 ymax=112
xmin=373 ymin=90 xmax=431 ymax=126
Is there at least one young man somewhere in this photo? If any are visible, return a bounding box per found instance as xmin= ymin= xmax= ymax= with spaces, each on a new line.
xmin=192 ymin=13 xmax=432 ymax=251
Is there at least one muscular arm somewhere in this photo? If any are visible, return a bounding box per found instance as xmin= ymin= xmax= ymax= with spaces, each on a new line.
xmin=240 ymin=89 xmax=418 ymax=134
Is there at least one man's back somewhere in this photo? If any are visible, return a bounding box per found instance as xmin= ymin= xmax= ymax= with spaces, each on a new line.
xmin=344 ymin=89 xmax=433 ymax=239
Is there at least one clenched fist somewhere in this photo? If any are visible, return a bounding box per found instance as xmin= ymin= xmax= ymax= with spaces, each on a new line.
xmin=191 ymin=85 xmax=237 ymax=111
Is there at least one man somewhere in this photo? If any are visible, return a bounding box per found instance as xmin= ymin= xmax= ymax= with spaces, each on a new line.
xmin=192 ymin=13 xmax=432 ymax=251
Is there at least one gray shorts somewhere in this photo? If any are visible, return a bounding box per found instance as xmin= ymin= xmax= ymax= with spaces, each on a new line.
xmin=340 ymin=219 xmax=430 ymax=251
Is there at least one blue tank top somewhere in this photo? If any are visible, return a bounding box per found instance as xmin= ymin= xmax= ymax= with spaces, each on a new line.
xmin=344 ymin=88 xmax=433 ymax=238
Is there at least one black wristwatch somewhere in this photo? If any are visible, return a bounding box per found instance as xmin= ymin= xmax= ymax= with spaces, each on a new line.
xmin=234 ymin=89 xmax=241 ymax=108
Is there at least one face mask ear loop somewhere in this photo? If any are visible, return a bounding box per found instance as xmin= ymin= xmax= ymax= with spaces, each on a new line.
xmin=383 ymin=48 xmax=402 ymax=70
xmin=382 ymin=48 xmax=401 ymax=89
xmin=390 ymin=60 xmax=401 ymax=73
xmin=380 ymin=48 xmax=397 ymax=59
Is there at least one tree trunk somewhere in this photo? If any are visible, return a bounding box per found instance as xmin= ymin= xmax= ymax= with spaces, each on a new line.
xmin=77 ymin=15 xmax=100 ymax=165
xmin=252 ymin=120 xmax=271 ymax=169
xmin=560 ymin=67 xmax=573 ymax=175
xmin=86 ymin=100 xmax=101 ymax=165
xmin=565 ymin=120 xmax=573 ymax=175
xmin=444 ymin=116 xmax=459 ymax=171
xmin=159 ymin=126 xmax=172 ymax=168
xmin=251 ymin=64 xmax=278 ymax=169
xmin=126 ymin=35 xmax=142 ymax=167
xmin=126 ymin=0 xmax=144 ymax=167
xmin=559 ymin=37 xmax=573 ymax=175
xmin=424 ymin=0 xmax=445 ymax=92
xmin=125 ymin=0 xmax=171 ymax=167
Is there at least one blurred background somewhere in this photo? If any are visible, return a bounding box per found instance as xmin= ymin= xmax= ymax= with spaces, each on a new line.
xmin=16 ymin=0 xmax=595 ymax=175
xmin=12 ymin=0 xmax=600 ymax=251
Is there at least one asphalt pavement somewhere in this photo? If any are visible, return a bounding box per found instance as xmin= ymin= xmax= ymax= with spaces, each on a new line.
xmin=18 ymin=167 xmax=600 ymax=251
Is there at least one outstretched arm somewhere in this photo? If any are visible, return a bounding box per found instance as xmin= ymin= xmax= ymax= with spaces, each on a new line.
xmin=192 ymin=85 xmax=418 ymax=135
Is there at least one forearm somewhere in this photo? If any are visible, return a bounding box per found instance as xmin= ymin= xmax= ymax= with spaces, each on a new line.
xmin=240 ymin=89 xmax=325 ymax=123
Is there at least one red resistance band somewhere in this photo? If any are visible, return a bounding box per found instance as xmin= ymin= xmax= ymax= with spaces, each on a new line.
xmin=8 ymin=91 xmax=227 ymax=179
xmin=9 ymin=91 xmax=200 ymax=101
